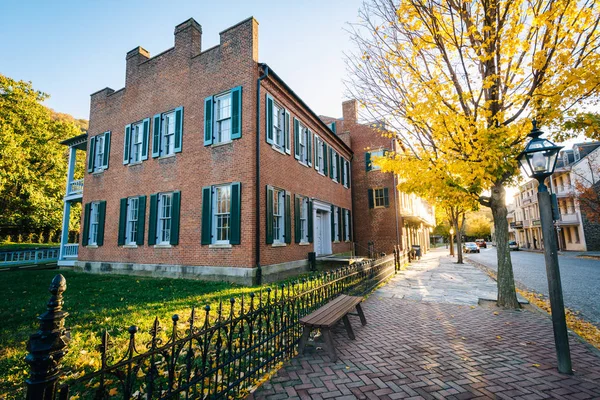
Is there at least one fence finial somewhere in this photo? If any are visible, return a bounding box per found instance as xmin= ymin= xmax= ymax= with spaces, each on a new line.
xmin=25 ymin=274 xmax=70 ymax=400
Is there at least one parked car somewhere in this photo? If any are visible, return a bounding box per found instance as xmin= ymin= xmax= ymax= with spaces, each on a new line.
xmin=475 ymin=239 xmax=487 ymax=248
xmin=464 ymin=242 xmax=480 ymax=253
xmin=509 ymin=240 xmax=519 ymax=251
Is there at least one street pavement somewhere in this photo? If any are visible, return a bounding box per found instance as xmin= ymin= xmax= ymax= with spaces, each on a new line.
xmin=465 ymin=246 xmax=600 ymax=327
xmin=250 ymin=250 xmax=600 ymax=399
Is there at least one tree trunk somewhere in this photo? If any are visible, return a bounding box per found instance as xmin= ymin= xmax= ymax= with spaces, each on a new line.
xmin=490 ymin=181 xmax=520 ymax=309
xmin=449 ymin=234 xmax=454 ymax=256
xmin=454 ymin=219 xmax=464 ymax=264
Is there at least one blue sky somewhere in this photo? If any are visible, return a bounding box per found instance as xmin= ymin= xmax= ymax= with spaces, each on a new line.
xmin=1 ymin=0 xmax=364 ymax=120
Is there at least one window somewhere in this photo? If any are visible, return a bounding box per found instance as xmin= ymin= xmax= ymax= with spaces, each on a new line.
xmin=375 ymin=188 xmax=386 ymax=208
xmin=88 ymin=131 xmax=110 ymax=172
xmin=294 ymin=118 xmax=312 ymax=165
xmin=162 ymin=111 xmax=176 ymax=156
xmin=370 ymin=150 xmax=384 ymax=171
xmin=89 ymin=202 xmax=100 ymax=245
xmin=332 ymin=150 xmax=338 ymax=181
xmin=273 ymin=189 xmax=285 ymax=243
xmin=344 ymin=210 xmax=350 ymax=241
xmin=566 ymin=227 xmax=572 ymax=243
xmin=130 ymin=122 xmax=144 ymax=163
xmin=126 ymin=197 xmax=139 ymax=245
xmin=299 ymin=124 xmax=307 ymax=163
xmin=94 ymin=135 xmax=105 ymax=172
xmin=299 ymin=197 xmax=308 ymax=243
xmin=213 ymin=185 xmax=231 ymax=244
xmin=315 ymin=136 xmax=324 ymax=173
xmin=272 ymin=102 xmax=285 ymax=148
xmin=574 ymin=146 xmax=580 ymax=161
xmin=333 ymin=206 xmax=339 ymax=241
xmin=215 ymin=92 xmax=231 ymax=144
xmin=157 ymin=193 xmax=173 ymax=245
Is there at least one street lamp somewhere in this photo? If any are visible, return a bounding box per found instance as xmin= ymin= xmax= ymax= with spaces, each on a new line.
xmin=449 ymin=227 xmax=455 ymax=256
xmin=517 ymin=120 xmax=571 ymax=374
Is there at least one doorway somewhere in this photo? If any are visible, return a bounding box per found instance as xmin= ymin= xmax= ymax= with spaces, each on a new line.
xmin=313 ymin=201 xmax=332 ymax=256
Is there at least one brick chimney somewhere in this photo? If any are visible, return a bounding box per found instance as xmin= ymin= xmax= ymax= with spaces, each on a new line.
xmin=342 ymin=99 xmax=358 ymax=125
xmin=174 ymin=18 xmax=202 ymax=57
xmin=125 ymin=46 xmax=150 ymax=86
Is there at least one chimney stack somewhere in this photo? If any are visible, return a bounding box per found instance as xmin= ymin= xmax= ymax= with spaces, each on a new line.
xmin=125 ymin=46 xmax=150 ymax=85
xmin=174 ymin=18 xmax=202 ymax=57
xmin=342 ymin=99 xmax=358 ymax=125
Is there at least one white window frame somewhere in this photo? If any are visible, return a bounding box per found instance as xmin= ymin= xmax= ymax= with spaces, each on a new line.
xmin=131 ymin=121 xmax=144 ymax=163
xmin=332 ymin=151 xmax=338 ymax=182
xmin=344 ymin=210 xmax=350 ymax=241
xmin=370 ymin=150 xmax=384 ymax=171
xmin=300 ymin=197 xmax=308 ymax=243
xmin=273 ymin=189 xmax=285 ymax=243
xmin=215 ymin=92 xmax=232 ymax=144
xmin=298 ymin=123 xmax=308 ymax=164
xmin=212 ymin=184 xmax=232 ymax=244
xmin=374 ymin=188 xmax=386 ymax=208
xmin=94 ymin=135 xmax=105 ymax=172
xmin=126 ymin=197 xmax=139 ymax=245
xmin=333 ymin=206 xmax=339 ymax=241
xmin=315 ymin=136 xmax=324 ymax=173
xmin=89 ymin=202 xmax=100 ymax=245
xmin=273 ymin=102 xmax=285 ymax=149
xmin=161 ymin=111 xmax=176 ymax=157
xmin=157 ymin=193 xmax=173 ymax=245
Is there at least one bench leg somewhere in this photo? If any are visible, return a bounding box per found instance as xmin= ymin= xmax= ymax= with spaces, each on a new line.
xmin=298 ymin=326 xmax=311 ymax=355
xmin=322 ymin=328 xmax=338 ymax=362
xmin=356 ymin=303 xmax=367 ymax=326
xmin=342 ymin=315 xmax=355 ymax=340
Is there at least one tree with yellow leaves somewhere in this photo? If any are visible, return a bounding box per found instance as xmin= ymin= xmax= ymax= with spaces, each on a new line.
xmin=346 ymin=0 xmax=600 ymax=308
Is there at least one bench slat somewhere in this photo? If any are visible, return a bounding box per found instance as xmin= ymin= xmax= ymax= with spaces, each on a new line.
xmin=301 ymin=295 xmax=362 ymax=328
xmin=300 ymin=295 xmax=350 ymax=325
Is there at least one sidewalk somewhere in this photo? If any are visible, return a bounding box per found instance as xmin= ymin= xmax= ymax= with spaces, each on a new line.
xmin=250 ymin=250 xmax=600 ymax=400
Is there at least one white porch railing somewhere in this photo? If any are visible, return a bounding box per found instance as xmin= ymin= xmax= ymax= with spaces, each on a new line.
xmin=68 ymin=179 xmax=84 ymax=196
xmin=0 ymin=248 xmax=60 ymax=266
xmin=559 ymin=213 xmax=579 ymax=224
xmin=62 ymin=243 xmax=79 ymax=258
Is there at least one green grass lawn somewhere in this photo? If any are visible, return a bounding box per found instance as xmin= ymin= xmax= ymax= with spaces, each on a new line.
xmin=0 ymin=269 xmax=264 ymax=398
xmin=0 ymin=243 xmax=60 ymax=251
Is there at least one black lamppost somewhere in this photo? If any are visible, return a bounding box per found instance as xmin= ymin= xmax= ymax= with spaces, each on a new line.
xmin=517 ymin=120 xmax=572 ymax=374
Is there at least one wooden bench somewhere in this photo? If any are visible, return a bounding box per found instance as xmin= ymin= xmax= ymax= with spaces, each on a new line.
xmin=298 ymin=294 xmax=367 ymax=362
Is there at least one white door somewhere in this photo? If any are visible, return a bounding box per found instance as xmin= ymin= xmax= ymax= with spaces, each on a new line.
xmin=315 ymin=213 xmax=322 ymax=256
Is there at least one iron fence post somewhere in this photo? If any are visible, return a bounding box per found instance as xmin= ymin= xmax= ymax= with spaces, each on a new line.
xmin=25 ymin=274 xmax=70 ymax=400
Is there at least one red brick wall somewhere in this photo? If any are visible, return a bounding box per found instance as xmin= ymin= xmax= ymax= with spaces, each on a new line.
xmin=79 ymin=17 xmax=352 ymax=271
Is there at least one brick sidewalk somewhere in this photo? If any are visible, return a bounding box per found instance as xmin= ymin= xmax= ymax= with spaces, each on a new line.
xmin=250 ymin=258 xmax=600 ymax=399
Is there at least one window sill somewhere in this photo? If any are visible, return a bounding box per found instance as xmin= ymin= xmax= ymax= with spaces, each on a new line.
xmin=123 ymin=244 xmax=138 ymax=248
xmin=271 ymin=145 xmax=287 ymax=155
xmin=333 ymin=241 xmax=340 ymax=244
xmin=209 ymin=243 xmax=232 ymax=249
xmin=317 ymin=171 xmax=326 ymax=177
xmin=154 ymin=244 xmax=172 ymax=249
xmin=128 ymin=161 xmax=143 ymax=166
xmin=272 ymin=242 xmax=287 ymax=247
xmin=159 ymin=153 xmax=176 ymax=160
xmin=86 ymin=245 xmax=98 ymax=248
xmin=91 ymin=170 xmax=105 ymax=176
xmin=298 ymin=161 xmax=311 ymax=168
xmin=212 ymin=140 xmax=233 ymax=148
xmin=299 ymin=242 xmax=311 ymax=246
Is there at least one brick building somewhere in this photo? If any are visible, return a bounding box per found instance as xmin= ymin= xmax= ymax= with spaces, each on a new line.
xmin=58 ymin=17 xmax=433 ymax=284
xmin=320 ymin=101 xmax=435 ymax=257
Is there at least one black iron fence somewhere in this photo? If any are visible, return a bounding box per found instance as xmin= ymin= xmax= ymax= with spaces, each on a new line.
xmin=25 ymin=254 xmax=400 ymax=400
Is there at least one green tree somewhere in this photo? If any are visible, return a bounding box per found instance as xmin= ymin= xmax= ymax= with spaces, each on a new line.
xmin=465 ymin=214 xmax=492 ymax=239
xmin=0 ymin=74 xmax=86 ymax=237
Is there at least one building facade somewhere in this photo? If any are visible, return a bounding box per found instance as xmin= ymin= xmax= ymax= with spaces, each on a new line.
xmin=509 ymin=142 xmax=600 ymax=251
xmin=58 ymin=17 xmax=434 ymax=283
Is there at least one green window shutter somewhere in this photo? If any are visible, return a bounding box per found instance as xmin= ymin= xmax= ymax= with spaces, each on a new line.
xmin=204 ymin=97 xmax=214 ymax=146
xmin=285 ymin=191 xmax=291 ymax=244
xmin=87 ymin=136 xmax=96 ymax=172
xmin=294 ymin=195 xmax=301 ymax=244
xmin=330 ymin=205 xmax=335 ymax=241
xmin=174 ymin=107 xmax=184 ymax=153
xmin=323 ymin=143 xmax=328 ymax=175
xmin=340 ymin=209 xmax=345 ymax=242
xmin=118 ymin=198 xmax=127 ymax=245
xmin=266 ymin=94 xmax=273 ymax=144
xmin=148 ymin=194 xmax=158 ymax=245
xmin=152 ymin=114 xmax=161 ymax=158
xmin=307 ymin=199 xmax=314 ymax=243
xmin=170 ymin=191 xmax=181 ymax=245
xmin=337 ymin=153 xmax=341 ymax=182
xmin=102 ymin=132 xmax=110 ymax=169
xmin=348 ymin=210 xmax=352 ymax=241
xmin=123 ymin=125 xmax=131 ymax=165
xmin=230 ymin=182 xmax=241 ymax=245
xmin=97 ymin=201 xmax=106 ymax=246
xmin=307 ymin=130 xmax=312 ymax=166
xmin=340 ymin=157 xmax=345 ymax=185
xmin=266 ymin=185 xmax=274 ymax=244
xmin=314 ymin=135 xmax=319 ymax=170
xmin=82 ymin=202 xmax=91 ymax=246
xmin=365 ymin=152 xmax=372 ymax=171
xmin=347 ymin=160 xmax=352 ymax=188
xmin=383 ymin=187 xmax=390 ymax=208
xmin=368 ymin=189 xmax=374 ymax=209
xmin=329 ymin=148 xmax=334 ymax=179
xmin=293 ymin=118 xmax=300 ymax=160
xmin=330 ymin=121 xmax=337 ymax=133
xmin=142 ymin=118 xmax=150 ymax=160
xmin=201 ymin=187 xmax=213 ymax=245
xmin=136 ymin=196 xmax=146 ymax=245
xmin=284 ymin=111 xmax=291 ymax=154
xmin=231 ymin=86 xmax=242 ymax=140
